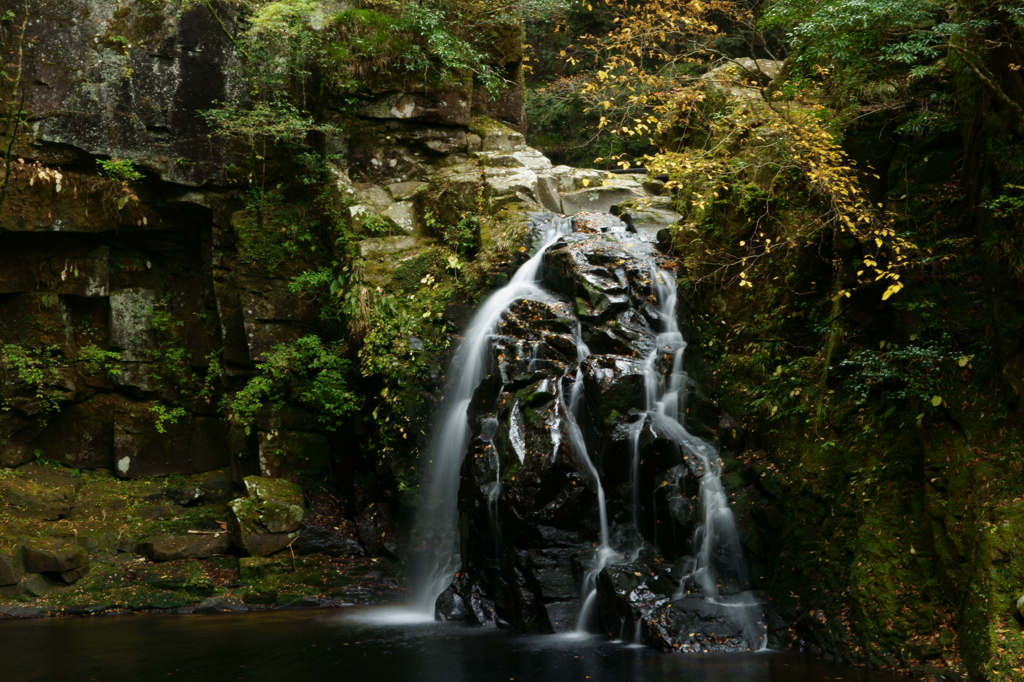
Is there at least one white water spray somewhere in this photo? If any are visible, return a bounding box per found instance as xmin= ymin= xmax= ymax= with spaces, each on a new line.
xmin=411 ymin=216 xmax=573 ymax=613
xmin=640 ymin=262 xmax=767 ymax=649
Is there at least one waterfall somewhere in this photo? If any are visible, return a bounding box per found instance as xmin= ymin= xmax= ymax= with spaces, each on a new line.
xmin=639 ymin=263 xmax=766 ymax=649
xmin=411 ymin=216 xmax=573 ymax=613
xmin=412 ymin=211 xmax=766 ymax=650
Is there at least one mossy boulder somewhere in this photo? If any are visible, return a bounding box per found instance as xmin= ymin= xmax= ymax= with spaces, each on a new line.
xmin=134 ymin=559 xmax=215 ymax=600
xmin=229 ymin=476 xmax=305 ymax=557
xmin=137 ymin=532 xmax=232 ymax=562
xmin=0 ymin=476 xmax=75 ymax=520
xmin=21 ymin=538 xmax=89 ymax=574
xmin=70 ymin=480 xmax=130 ymax=521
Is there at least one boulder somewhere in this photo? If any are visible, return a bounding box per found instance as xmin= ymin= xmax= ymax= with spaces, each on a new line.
xmin=355 ymin=503 xmax=397 ymax=558
xmin=484 ymin=167 xmax=538 ymax=203
xmin=21 ymin=539 xmax=89 ymax=573
xmin=137 ymin=533 xmax=232 ymax=562
xmin=15 ymin=574 xmax=51 ymax=599
xmin=359 ymin=235 xmax=418 ymax=259
xmin=534 ymin=175 xmax=563 ymax=214
xmin=387 ymin=181 xmax=427 ymax=200
xmin=137 ymin=559 xmax=214 ymax=596
xmin=380 ymin=201 xmax=418 ymax=233
xmin=70 ymin=480 xmax=129 ymax=521
xmin=293 ymin=525 xmax=365 ymax=557
xmin=229 ymin=476 xmax=306 ymax=557
xmin=468 ymin=117 xmax=525 ymax=152
xmin=561 ymin=186 xmax=646 ymax=215
xmin=701 ymin=58 xmax=784 ymax=100
xmin=57 ymin=564 xmax=91 ymax=584
xmin=0 ymin=476 xmax=74 ymax=520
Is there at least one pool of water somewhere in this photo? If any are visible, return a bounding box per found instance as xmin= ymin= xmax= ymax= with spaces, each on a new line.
xmin=0 ymin=606 xmax=903 ymax=682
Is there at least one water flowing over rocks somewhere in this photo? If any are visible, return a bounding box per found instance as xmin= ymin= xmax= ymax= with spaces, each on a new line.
xmin=421 ymin=213 xmax=790 ymax=651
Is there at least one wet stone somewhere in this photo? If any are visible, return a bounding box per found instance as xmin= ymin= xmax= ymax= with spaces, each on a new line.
xmin=542 ymin=601 xmax=579 ymax=632
xmin=435 ymin=583 xmax=468 ymax=621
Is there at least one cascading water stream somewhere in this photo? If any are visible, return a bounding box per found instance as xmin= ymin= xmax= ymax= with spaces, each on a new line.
xmin=411 ymin=216 xmax=573 ymax=613
xmin=412 ymin=211 xmax=767 ymax=650
xmin=564 ymin=340 xmax=616 ymax=635
xmin=638 ymin=262 xmax=767 ymax=650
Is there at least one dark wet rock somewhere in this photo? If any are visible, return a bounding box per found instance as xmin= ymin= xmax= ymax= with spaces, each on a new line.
xmin=294 ymin=525 xmax=365 ymax=557
xmin=279 ymin=595 xmax=329 ymax=609
xmin=435 ymin=581 xmax=468 ymax=621
xmin=199 ymin=469 xmax=237 ymax=502
xmin=652 ymin=465 xmax=701 ymax=561
xmin=435 ymin=572 xmax=499 ymax=625
xmin=443 ymin=214 xmax=785 ymax=647
xmin=465 ymin=587 xmax=500 ymax=626
xmin=526 ymin=548 xmax=582 ymax=602
xmin=138 ymin=532 xmax=232 ymax=562
xmin=195 ymin=596 xmax=249 ymax=614
xmin=355 ymin=503 xmax=397 ymax=558
xmin=542 ymin=601 xmax=579 ymax=632
xmin=22 ymin=539 xmax=89 ymax=574
xmin=528 ymin=525 xmax=586 ymax=547
xmin=0 ymin=605 xmax=45 ymax=619
xmin=581 ymin=356 xmax=646 ymax=426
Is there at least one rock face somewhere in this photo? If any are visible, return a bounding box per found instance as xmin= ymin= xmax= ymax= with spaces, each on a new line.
xmin=14 ymin=0 xmax=238 ymax=187
xmin=0 ymin=0 xmax=547 ymax=483
xmin=438 ymin=214 xmax=785 ymax=649
xmin=229 ymin=476 xmax=306 ymax=557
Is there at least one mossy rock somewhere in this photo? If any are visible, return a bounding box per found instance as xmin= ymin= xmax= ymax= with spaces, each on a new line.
xmin=0 ymin=476 xmax=74 ymax=520
xmin=242 ymin=476 xmax=305 ymax=532
xmin=109 ymin=585 xmax=188 ymax=610
xmin=137 ymin=532 xmax=232 ymax=562
xmin=229 ymin=476 xmax=305 ymax=557
xmin=134 ymin=559 xmax=214 ymax=599
xmin=70 ymin=480 xmax=131 ymax=522
xmin=21 ymin=538 xmax=88 ymax=574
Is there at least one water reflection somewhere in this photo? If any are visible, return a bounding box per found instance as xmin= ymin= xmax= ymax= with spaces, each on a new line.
xmin=0 ymin=606 xmax=902 ymax=682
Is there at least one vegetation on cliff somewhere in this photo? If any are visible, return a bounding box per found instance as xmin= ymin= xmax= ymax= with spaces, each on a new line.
xmin=2 ymin=0 xmax=1023 ymax=678
xmin=518 ymin=0 xmax=1024 ymax=677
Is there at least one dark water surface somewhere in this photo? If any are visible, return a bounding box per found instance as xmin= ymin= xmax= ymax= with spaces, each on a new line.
xmin=0 ymin=606 xmax=902 ymax=682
